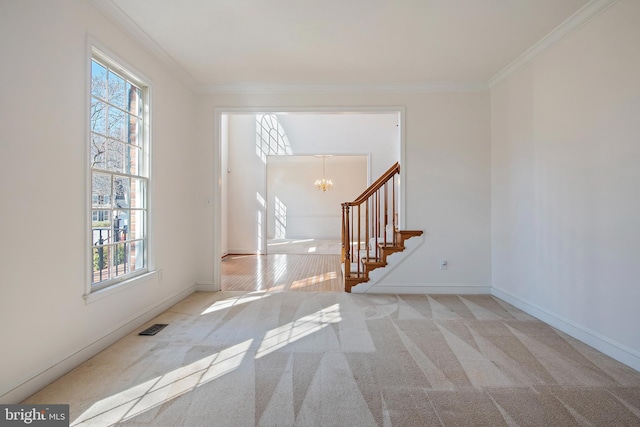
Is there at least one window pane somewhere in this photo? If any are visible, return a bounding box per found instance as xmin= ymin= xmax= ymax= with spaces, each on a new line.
xmin=113 ymin=243 xmax=128 ymax=277
xmin=106 ymin=139 xmax=124 ymax=173
xmin=112 ymin=210 xmax=129 ymax=242
xmin=130 ymin=178 xmax=145 ymax=208
xmin=130 ymin=210 xmax=145 ymax=240
xmin=108 ymin=106 xmax=126 ymax=141
xmin=125 ymin=82 xmax=143 ymax=117
xmin=92 ymin=225 xmax=112 ymax=246
xmin=91 ymin=61 xmax=107 ymax=99
xmin=129 ymin=240 xmax=145 ymax=273
xmin=113 ymin=176 xmax=130 ymax=208
xmin=127 ymin=116 xmax=140 ymax=146
xmin=90 ymin=99 xmax=106 ymax=135
xmin=125 ymin=81 xmax=133 ymax=107
xmin=134 ymin=87 xmax=143 ymax=117
xmin=92 ymin=245 xmax=111 ymax=283
xmin=91 ymin=210 xmax=111 ymax=227
xmin=125 ymin=145 xmax=141 ymax=175
xmin=90 ymin=135 xmax=106 ymax=170
xmin=108 ymin=71 xmax=126 ymax=109
xmin=92 ymin=173 xmax=112 ymax=209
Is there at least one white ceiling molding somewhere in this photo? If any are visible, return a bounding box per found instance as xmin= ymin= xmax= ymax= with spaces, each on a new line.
xmin=201 ymin=82 xmax=489 ymax=94
xmin=89 ymin=0 xmax=199 ymax=92
xmin=489 ymin=0 xmax=619 ymax=88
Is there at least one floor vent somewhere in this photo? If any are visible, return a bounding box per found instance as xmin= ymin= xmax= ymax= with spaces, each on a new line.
xmin=138 ymin=323 xmax=169 ymax=336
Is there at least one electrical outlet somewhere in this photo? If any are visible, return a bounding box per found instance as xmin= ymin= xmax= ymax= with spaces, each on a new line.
xmin=440 ymin=260 xmax=448 ymax=270
xmin=158 ymin=270 xmax=164 ymax=283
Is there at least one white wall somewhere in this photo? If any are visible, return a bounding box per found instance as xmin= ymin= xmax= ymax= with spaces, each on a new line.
xmin=220 ymin=115 xmax=230 ymax=255
xmin=491 ymin=0 xmax=640 ymax=369
xmin=225 ymin=115 xmax=265 ymax=253
xmin=267 ymin=156 xmax=368 ymax=239
xmin=195 ymin=93 xmax=491 ymax=293
xmin=0 ymin=0 xmax=198 ymax=402
xmin=277 ymin=113 xmax=399 ymax=179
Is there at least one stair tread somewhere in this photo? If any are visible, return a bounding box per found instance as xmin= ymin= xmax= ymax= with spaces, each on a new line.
xmin=398 ymin=229 xmax=423 ymax=235
xmin=346 ymin=272 xmax=368 ymax=278
xmin=344 ymin=227 xmax=423 ymax=292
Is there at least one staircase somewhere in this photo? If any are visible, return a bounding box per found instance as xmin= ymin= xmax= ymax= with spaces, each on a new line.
xmin=341 ymin=162 xmax=423 ymax=292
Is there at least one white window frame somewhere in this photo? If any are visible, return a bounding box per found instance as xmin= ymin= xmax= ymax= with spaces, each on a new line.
xmin=87 ymin=45 xmax=152 ymax=296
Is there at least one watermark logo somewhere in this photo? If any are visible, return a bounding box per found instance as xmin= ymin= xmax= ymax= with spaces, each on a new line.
xmin=0 ymin=405 xmax=69 ymax=427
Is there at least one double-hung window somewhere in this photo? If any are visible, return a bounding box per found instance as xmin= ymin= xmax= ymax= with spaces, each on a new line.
xmin=90 ymin=48 xmax=149 ymax=290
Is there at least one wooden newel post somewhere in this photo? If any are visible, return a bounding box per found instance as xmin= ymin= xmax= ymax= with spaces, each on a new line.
xmin=343 ymin=204 xmax=351 ymax=278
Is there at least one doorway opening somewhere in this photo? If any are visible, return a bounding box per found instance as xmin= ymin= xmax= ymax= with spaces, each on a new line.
xmin=215 ymin=108 xmax=404 ymax=291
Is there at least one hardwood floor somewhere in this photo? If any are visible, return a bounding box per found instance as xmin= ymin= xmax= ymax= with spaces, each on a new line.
xmin=266 ymin=238 xmax=341 ymax=255
xmin=221 ymin=254 xmax=344 ymax=292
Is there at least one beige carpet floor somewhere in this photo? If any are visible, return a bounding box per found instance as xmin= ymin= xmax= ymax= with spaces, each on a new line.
xmin=24 ymin=292 xmax=640 ymax=426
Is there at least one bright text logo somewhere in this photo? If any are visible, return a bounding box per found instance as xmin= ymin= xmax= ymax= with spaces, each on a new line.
xmin=1 ymin=405 xmax=69 ymax=427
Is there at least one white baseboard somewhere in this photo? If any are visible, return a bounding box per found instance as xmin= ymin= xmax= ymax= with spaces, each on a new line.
xmin=1 ymin=285 xmax=197 ymax=404
xmin=225 ymin=249 xmax=259 ymax=255
xmin=358 ymin=284 xmax=491 ymax=294
xmin=195 ymin=283 xmax=219 ymax=292
xmin=491 ymin=286 xmax=640 ymax=372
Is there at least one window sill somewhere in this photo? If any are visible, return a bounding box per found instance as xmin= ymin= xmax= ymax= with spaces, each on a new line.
xmin=84 ymin=270 xmax=157 ymax=305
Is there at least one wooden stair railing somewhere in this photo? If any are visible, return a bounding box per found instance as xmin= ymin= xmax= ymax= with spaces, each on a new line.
xmin=341 ymin=162 xmax=423 ymax=292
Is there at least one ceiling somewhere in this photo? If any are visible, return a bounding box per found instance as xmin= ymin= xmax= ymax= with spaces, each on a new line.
xmin=93 ymin=0 xmax=598 ymax=91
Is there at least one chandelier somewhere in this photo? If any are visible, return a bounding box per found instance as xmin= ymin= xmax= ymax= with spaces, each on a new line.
xmin=314 ymin=155 xmax=333 ymax=192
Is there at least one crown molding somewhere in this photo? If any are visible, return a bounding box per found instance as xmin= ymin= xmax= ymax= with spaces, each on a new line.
xmin=489 ymin=0 xmax=619 ymax=88
xmin=88 ymin=0 xmax=199 ymax=92
xmin=201 ymin=81 xmax=488 ymax=94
